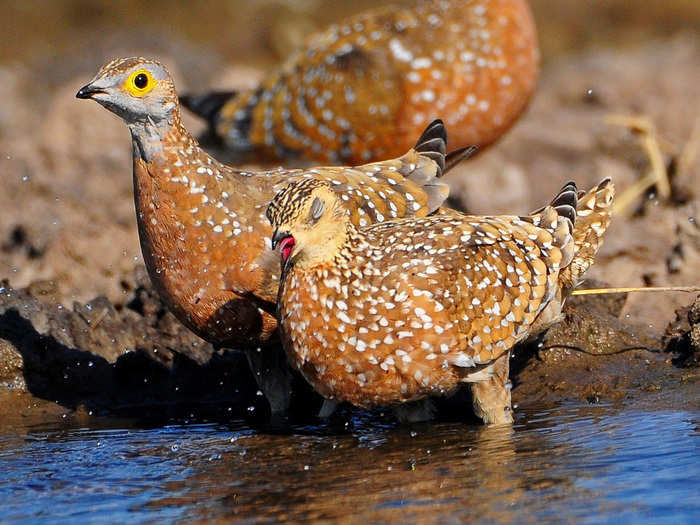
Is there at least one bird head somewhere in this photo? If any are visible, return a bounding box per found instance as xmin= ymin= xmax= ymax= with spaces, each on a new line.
xmin=267 ymin=179 xmax=350 ymax=270
xmin=76 ymin=57 xmax=178 ymax=126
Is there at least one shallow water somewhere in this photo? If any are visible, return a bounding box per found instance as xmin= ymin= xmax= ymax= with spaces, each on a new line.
xmin=1 ymin=403 xmax=699 ymax=523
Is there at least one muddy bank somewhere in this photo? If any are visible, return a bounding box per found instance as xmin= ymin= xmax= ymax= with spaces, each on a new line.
xmin=0 ymin=272 xmax=264 ymax=424
xmin=1 ymin=271 xmax=697 ymax=424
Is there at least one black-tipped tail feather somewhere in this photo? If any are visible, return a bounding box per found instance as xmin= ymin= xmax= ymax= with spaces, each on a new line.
xmin=548 ymin=181 xmax=578 ymax=227
xmin=180 ymin=91 xmax=236 ymax=124
xmin=414 ymin=119 xmax=478 ymax=177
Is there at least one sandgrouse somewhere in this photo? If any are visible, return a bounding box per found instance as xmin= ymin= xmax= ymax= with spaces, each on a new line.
xmin=182 ymin=0 xmax=539 ymax=163
xmin=267 ymin=178 xmax=614 ymax=424
xmin=76 ymin=57 xmax=472 ymax=414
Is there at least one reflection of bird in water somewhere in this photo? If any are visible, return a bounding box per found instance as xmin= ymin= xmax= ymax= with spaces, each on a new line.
xmin=76 ymin=58 xmax=472 ymax=415
xmin=182 ymin=0 xmax=539 ymax=164
xmin=164 ymin=420 xmax=532 ymax=522
xmin=267 ymin=178 xmax=614 ymax=424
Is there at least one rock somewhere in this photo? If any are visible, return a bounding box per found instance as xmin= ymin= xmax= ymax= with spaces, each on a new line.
xmin=664 ymin=295 xmax=700 ymax=367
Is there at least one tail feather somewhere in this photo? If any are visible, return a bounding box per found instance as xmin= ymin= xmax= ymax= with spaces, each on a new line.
xmin=180 ymin=91 xmax=236 ymax=124
xmin=548 ymin=180 xmax=578 ymax=228
xmin=413 ymin=119 xmax=448 ymax=173
xmin=537 ymin=182 xmax=579 ymax=270
xmin=412 ymin=119 xmax=478 ymax=177
xmin=445 ymin=145 xmax=478 ymax=175
xmin=356 ymin=119 xmax=478 ymax=216
xmin=560 ymin=177 xmax=615 ymax=289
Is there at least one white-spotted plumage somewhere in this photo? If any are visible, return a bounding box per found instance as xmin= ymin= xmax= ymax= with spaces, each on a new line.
xmin=77 ymin=57 xmax=466 ymax=414
xmin=183 ymin=0 xmax=539 ymax=163
xmin=268 ymin=178 xmax=614 ymax=424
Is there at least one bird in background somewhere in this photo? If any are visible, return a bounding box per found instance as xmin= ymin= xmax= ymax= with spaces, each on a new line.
xmin=182 ymin=0 xmax=539 ymax=164
xmin=76 ymin=57 xmax=474 ymax=417
xmin=267 ymin=177 xmax=614 ymax=424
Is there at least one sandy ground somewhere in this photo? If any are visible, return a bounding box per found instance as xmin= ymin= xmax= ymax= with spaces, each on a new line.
xmin=0 ymin=1 xmax=699 ymax=422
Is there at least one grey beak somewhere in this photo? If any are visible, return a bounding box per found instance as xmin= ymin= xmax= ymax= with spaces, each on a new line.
xmin=76 ymin=83 xmax=106 ymax=99
xmin=271 ymin=229 xmax=289 ymax=250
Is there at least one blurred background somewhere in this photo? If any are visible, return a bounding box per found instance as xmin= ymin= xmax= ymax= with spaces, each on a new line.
xmin=0 ymin=0 xmax=699 ymax=328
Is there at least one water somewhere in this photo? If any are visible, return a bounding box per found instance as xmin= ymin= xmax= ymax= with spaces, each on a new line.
xmin=0 ymin=403 xmax=698 ymax=523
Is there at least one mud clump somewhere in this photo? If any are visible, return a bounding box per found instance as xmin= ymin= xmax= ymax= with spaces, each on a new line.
xmin=512 ymin=286 xmax=674 ymax=408
xmin=664 ymin=296 xmax=700 ymax=368
xmin=0 ymin=274 xmax=261 ymax=420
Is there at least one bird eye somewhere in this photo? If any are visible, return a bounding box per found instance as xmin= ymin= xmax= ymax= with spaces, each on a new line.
xmin=309 ymin=197 xmax=325 ymax=222
xmin=125 ymin=70 xmax=156 ymax=96
xmin=134 ymin=73 xmax=148 ymax=89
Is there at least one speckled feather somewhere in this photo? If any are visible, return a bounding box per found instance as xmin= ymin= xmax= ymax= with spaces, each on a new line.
xmin=269 ymin=179 xmax=614 ymax=424
xmin=79 ymin=58 xmax=459 ymax=351
xmin=183 ymin=0 xmax=539 ymax=163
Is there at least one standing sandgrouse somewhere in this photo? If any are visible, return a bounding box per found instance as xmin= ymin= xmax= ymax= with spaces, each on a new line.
xmin=76 ymin=57 xmax=471 ymax=414
xmin=267 ymin=178 xmax=614 ymax=424
xmin=182 ymin=0 xmax=539 ymax=163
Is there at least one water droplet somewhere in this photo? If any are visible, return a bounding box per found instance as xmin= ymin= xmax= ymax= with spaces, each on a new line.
xmin=171 ymin=444 xmax=179 ymax=452
xmin=256 ymin=390 xmax=263 ymax=396
xmin=88 ymin=361 xmax=94 ymax=367
xmin=689 ymin=217 xmax=696 ymax=224
xmin=247 ymin=406 xmax=255 ymax=412
xmin=21 ymin=175 xmax=29 ymax=182
xmin=410 ymin=431 xmax=417 ymax=437
xmin=303 ymin=465 xmax=310 ymax=471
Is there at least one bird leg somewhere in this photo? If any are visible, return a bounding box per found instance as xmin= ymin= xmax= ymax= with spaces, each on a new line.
xmin=244 ymin=343 xmax=295 ymax=415
xmin=470 ymin=351 xmax=514 ymax=425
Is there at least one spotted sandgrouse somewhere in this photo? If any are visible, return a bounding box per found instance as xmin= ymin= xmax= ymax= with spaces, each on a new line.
xmin=76 ymin=57 xmax=471 ymax=414
xmin=182 ymin=0 xmax=539 ymax=163
xmin=267 ymin=178 xmax=614 ymax=424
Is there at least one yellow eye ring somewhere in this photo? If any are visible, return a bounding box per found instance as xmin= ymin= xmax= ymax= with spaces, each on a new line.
xmin=124 ymin=69 xmax=156 ymax=96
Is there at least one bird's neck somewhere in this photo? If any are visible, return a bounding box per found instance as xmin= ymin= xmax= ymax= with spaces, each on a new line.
xmin=128 ymin=108 xmax=195 ymax=164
